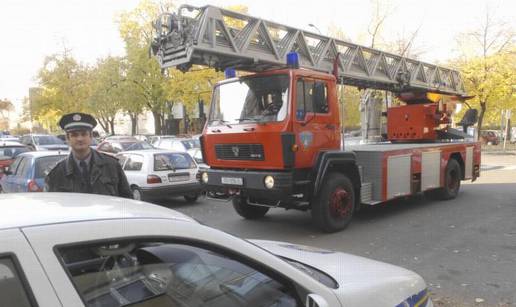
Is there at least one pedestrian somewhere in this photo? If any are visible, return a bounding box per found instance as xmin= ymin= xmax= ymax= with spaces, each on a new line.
xmin=45 ymin=112 xmax=132 ymax=198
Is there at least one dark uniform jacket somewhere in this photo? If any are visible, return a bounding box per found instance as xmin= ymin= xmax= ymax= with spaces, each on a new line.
xmin=45 ymin=149 xmax=132 ymax=198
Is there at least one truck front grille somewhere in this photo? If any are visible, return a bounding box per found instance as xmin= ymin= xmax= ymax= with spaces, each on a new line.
xmin=215 ymin=144 xmax=265 ymax=161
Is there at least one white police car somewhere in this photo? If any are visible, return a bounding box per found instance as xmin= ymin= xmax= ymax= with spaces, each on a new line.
xmin=0 ymin=193 xmax=432 ymax=307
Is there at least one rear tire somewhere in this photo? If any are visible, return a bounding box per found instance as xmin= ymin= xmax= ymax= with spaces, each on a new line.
xmin=184 ymin=194 xmax=199 ymax=203
xmin=311 ymin=173 xmax=355 ymax=233
xmin=132 ymin=187 xmax=144 ymax=201
xmin=425 ymin=159 xmax=461 ymax=200
xmin=232 ymin=197 xmax=269 ymax=219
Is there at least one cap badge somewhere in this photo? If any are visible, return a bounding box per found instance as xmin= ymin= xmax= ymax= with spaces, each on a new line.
xmin=73 ymin=114 xmax=82 ymax=121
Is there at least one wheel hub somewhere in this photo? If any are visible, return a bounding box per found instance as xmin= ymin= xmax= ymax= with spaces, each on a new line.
xmin=330 ymin=187 xmax=352 ymax=218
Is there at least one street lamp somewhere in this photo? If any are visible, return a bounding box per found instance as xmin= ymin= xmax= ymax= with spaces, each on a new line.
xmin=308 ymin=23 xmax=322 ymax=35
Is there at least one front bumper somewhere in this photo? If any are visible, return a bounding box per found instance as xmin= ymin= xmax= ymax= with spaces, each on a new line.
xmin=140 ymin=182 xmax=202 ymax=199
xmin=200 ymin=169 xmax=294 ymax=201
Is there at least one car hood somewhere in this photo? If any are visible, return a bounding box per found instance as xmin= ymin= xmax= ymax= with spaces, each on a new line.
xmin=250 ymin=240 xmax=430 ymax=307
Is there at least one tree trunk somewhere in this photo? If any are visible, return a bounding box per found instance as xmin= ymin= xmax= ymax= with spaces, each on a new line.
xmin=98 ymin=118 xmax=110 ymax=135
xmin=109 ymin=119 xmax=115 ymax=135
xmin=130 ymin=113 xmax=138 ymax=136
xmin=152 ymin=110 xmax=162 ymax=135
xmin=476 ymin=101 xmax=487 ymax=140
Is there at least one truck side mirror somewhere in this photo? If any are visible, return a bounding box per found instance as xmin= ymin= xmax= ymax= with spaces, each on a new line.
xmin=306 ymin=294 xmax=329 ymax=307
xmin=2 ymin=166 xmax=11 ymax=175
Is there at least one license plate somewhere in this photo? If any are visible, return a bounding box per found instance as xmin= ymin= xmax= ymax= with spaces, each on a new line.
xmin=168 ymin=174 xmax=189 ymax=182
xmin=221 ymin=177 xmax=243 ymax=186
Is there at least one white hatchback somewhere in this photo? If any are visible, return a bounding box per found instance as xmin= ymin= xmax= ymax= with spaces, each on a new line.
xmin=117 ymin=149 xmax=202 ymax=202
xmin=0 ymin=193 xmax=433 ymax=307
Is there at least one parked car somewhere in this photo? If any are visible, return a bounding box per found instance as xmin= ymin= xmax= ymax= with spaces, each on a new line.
xmin=479 ymin=130 xmax=500 ymax=145
xmin=0 ymin=151 xmax=67 ymax=193
xmin=153 ymin=137 xmax=201 ymax=160
xmin=0 ymin=193 xmax=432 ymax=307
xmin=188 ymin=147 xmax=209 ymax=169
xmin=0 ymin=134 xmax=20 ymax=142
xmin=19 ymin=134 xmax=69 ymax=151
xmin=0 ymin=141 xmax=29 ymax=178
xmin=117 ymin=149 xmax=202 ymax=202
xmin=97 ymin=139 xmax=154 ymax=156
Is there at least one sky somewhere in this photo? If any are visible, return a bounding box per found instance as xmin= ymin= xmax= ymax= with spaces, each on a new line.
xmin=1 ymin=0 xmax=514 ymax=115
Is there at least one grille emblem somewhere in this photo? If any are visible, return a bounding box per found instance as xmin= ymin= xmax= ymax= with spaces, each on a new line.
xmin=232 ymin=146 xmax=240 ymax=157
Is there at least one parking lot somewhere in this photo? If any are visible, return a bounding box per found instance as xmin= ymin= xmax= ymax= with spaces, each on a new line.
xmin=155 ymin=153 xmax=516 ymax=307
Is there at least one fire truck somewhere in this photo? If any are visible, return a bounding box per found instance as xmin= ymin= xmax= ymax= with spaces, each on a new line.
xmin=152 ymin=5 xmax=481 ymax=232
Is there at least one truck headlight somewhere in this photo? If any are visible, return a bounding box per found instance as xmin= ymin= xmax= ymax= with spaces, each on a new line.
xmin=201 ymin=172 xmax=209 ymax=183
xmin=264 ymin=175 xmax=274 ymax=189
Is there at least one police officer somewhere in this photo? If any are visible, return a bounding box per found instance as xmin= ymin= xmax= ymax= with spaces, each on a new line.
xmin=45 ymin=112 xmax=132 ymax=198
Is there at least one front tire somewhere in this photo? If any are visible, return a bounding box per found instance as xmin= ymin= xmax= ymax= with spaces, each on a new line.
xmin=425 ymin=159 xmax=461 ymax=200
xmin=311 ymin=173 xmax=355 ymax=233
xmin=232 ymin=197 xmax=269 ymax=219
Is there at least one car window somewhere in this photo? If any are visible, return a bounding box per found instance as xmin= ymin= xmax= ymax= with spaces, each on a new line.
xmin=122 ymin=142 xmax=153 ymax=151
xmin=34 ymin=155 xmax=66 ymax=178
xmin=154 ymin=153 xmax=195 ymax=171
xmin=57 ymin=240 xmax=300 ymax=307
xmin=14 ymin=157 xmax=31 ymax=177
xmin=0 ymin=147 xmax=28 ymax=160
xmin=34 ymin=135 xmax=64 ymax=145
xmin=97 ymin=143 xmax=112 ymax=152
xmin=8 ymin=156 xmax=22 ymax=173
xmin=124 ymin=154 xmax=144 ymax=171
xmin=0 ymin=256 xmax=35 ymax=307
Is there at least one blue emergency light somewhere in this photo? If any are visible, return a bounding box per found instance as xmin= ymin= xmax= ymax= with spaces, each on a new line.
xmin=224 ymin=67 xmax=236 ymax=78
xmin=286 ymin=52 xmax=300 ymax=69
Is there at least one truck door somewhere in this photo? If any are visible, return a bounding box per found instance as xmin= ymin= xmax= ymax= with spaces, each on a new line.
xmin=293 ymin=78 xmax=337 ymax=168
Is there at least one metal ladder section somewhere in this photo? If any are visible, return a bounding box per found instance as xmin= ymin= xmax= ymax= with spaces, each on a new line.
xmin=152 ymin=5 xmax=466 ymax=96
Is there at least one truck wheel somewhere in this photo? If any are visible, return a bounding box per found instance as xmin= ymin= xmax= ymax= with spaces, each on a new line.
xmin=311 ymin=173 xmax=355 ymax=233
xmin=425 ymin=159 xmax=461 ymax=200
xmin=233 ymin=197 xmax=269 ymax=219
xmin=184 ymin=194 xmax=199 ymax=203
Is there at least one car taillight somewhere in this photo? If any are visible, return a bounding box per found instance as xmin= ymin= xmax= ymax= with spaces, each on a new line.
xmin=147 ymin=175 xmax=162 ymax=184
xmin=28 ymin=180 xmax=42 ymax=192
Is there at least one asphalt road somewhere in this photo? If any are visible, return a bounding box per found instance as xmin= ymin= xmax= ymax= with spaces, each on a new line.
xmin=157 ymin=153 xmax=516 ymax=307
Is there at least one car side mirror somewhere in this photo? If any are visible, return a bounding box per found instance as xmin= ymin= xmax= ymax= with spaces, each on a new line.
xmin=306 ymin=294 xmax=329 ymax=307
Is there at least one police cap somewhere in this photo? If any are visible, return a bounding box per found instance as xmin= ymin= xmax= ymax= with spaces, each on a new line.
xmin=59 ymin=113 xmax=97 ymax=132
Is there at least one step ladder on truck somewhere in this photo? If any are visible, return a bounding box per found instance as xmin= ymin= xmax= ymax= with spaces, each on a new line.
xmin=151 ymin=5 xmax=481 ymax=232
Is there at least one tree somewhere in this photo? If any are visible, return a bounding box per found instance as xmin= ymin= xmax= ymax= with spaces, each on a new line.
xmin=88 ymin=57 xmax=127 ymax=134
xmin=453 ymin=9 xmax=515 ymax=135
xmin=0 ymin=98 xmax=13 ymax=131
xmin=118 ymin=0 xmax=173 ymax=135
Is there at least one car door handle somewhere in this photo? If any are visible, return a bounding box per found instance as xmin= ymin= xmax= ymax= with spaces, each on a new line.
xmin=211 ymin=129 xmax=221 ymax=133
xmin=243 ymin=127 xmax=255 ymax=132
xmin=325 ymin=124 xmax=336 ymax=130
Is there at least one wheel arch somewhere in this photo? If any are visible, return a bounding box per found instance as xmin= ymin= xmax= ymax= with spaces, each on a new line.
xmin=313 ymin=151 xmax=361 ymax=207
xmin=449 ymin=152 xmax=465 ymax=179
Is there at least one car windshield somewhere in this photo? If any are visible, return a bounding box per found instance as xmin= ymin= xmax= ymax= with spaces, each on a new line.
xmin=57 ymin=240 xmax=297 ymax=307
xmin=0 ymin=146 xmax=29 ymax=160
xmin=121 ymin=142 xmax=154 ymax=151
xmin=209 ymin=74 xmax=289 ymax=126
xmin=154 ymin=152 xmax=194 ymax=171
xmin=35 ymin=155 xmax=66 ymax=178
xmin=34 ymin=135 xmax=65 ymax=145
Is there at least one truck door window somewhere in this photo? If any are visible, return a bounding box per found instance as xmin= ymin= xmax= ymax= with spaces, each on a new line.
xmin=296 ymin=80 xmax=328 ymax=120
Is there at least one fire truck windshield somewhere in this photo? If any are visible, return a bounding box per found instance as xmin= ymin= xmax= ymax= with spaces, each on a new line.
xmin=209 ymin=74 xmax=289 ymax=126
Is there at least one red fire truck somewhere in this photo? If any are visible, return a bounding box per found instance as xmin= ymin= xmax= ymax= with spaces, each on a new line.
xmin=152 ymin=5 xmax=481 ymax=232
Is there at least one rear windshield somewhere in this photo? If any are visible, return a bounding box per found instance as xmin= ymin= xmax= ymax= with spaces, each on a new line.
xmin=35 ymin=155 xmax=66 ymax=178
xmin=34 ymin=136 xmax=65 ymax=145
xmin=181 ymin=139 xmax=200 ymax=150
xmin=0 ymin=146 xmax=28 ymax=160
xmin=154 ymin=153 xmax=195 ymax=171
xmin=121 ymin=142 xmax=153 ymax=151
